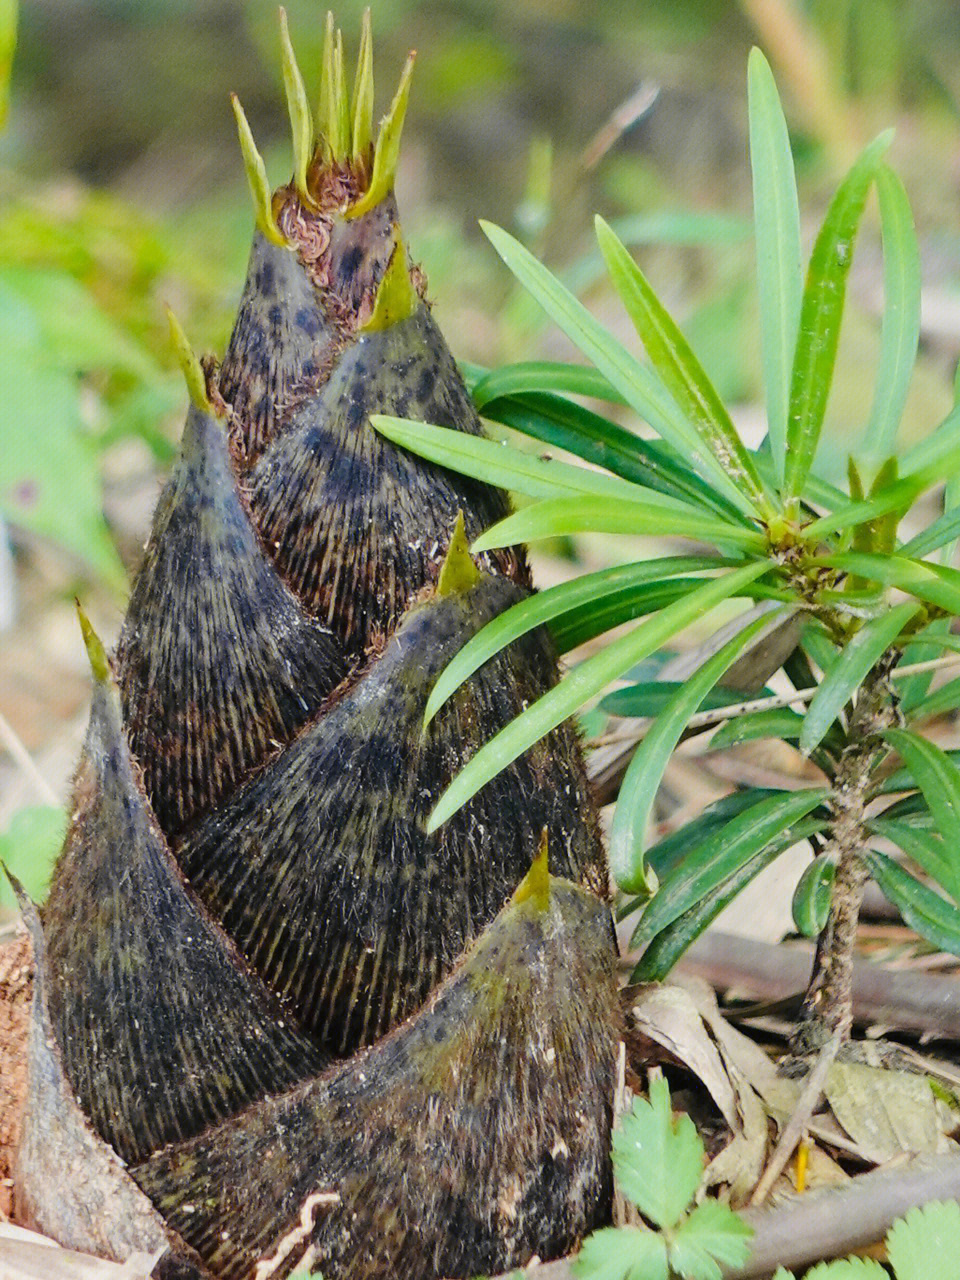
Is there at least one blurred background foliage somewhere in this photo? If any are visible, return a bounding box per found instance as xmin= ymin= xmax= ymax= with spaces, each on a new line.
xmin=3 ymin=0 xmax=960 ymax=900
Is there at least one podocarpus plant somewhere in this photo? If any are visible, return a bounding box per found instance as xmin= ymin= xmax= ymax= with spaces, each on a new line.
xmin=13 ymin=13 xmax=618 ymax=1279
xmin=378 ymin=48 xmax=960 ymax=1053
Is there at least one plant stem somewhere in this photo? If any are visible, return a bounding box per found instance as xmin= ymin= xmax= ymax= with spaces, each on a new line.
xmin=795 ymin=659 xmax=898 ymax=1051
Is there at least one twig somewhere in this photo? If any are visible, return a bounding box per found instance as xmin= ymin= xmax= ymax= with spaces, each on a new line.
xmin=581 ymin=82 xmax=660 ymax=170
xmin=748 ymin=1032 xmax=840 ymax=1206
xmin=0 ymin=709 xmax=59 ymax=807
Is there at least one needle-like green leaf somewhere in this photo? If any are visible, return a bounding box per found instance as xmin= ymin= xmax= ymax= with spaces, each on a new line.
xmin=864 ymin=164 xmax=921 ymax=460
xmin=783 ymin=131 xmax=893 ymax=506
xmin=748 ymin=48 xmax=802 ymax=486
xmin=609 ymin=613 xmax=775 ymax=894
xmin=800 ymin=601 xmax=919 ymax=754
xmin=595 ymin=215 xmax=773 ymax=518
xmin=426 ymin=563 xmax=768 ymax=832
xmin=423 ymin=557 xmax=728 ymax=725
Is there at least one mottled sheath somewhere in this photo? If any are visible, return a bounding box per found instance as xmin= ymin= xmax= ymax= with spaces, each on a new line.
xmin=134 ymin=867 xmax=620 ymax=1280
xmin=178 ymin=567 xmax=607 ymax=1056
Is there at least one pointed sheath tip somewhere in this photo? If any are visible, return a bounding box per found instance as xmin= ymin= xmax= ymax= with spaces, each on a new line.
xmin=76 ymin=601 xmax=110 ymax=685
xmin=435 ymin=511 xmax=480 ymax=597
xmin=512 ymin=829 xmax=552 ymax=912
xmin=165 ymin=306 xmax=215 ymax=415
xmin=278 ymin=5 xmax=314 ymax=200
xmin=359 ymin=232 xmax=418 ymax=332
xmin=344 ymin=49 xmax=416 ymax=219
xmin=351 ymin=6 xmax=374 ymax=160
xmin=230 ymin=92 xmax=288 ymax=248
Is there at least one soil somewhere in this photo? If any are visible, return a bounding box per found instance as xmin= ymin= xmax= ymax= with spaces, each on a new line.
xmin=0 ymin=931 xmax=33 ymax=1221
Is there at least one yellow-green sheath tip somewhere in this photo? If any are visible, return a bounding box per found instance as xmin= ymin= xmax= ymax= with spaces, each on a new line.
xmin=513 ymin=829 xmax=551 ymax=911
xmin=345 ymin=49 xmax=415 ymax=219
xmin=435 ymin=512 xmax=480 ymax=597
xmin=230 ymin=93 xmax=288 ymax=248
xmin=76 ymin=601 xmax=110 ymax=684
xmin=165 ymin=307 xmax=214 ymax=415
xmin=278 ymin=6 xmax=314 ymax=201
xmin=360 ymin=233 xmax=418 ymax=332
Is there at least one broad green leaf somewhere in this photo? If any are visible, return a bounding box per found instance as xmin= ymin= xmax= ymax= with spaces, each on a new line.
xmin=912 ymin=674 xmax=960 ymax=719
xmin=595 ymin=215 xmax=772 ymax=517
xmin=792 ymin=854 xmax=836 ymax=937
xmin=885 ymin=1201 xmax=960 ymax=1280
xmin=0 ymin=805 xmax=67 ymax=909
xmin=803 ymin=445 xmax=960 ymax=541
xmin=865 ymin=852 xmax=960 ymax=957
xmin=599 ymin=680 xmax=759 ymax=720
xmin=471 ymin=361 xmax=626 ymax=409
xmin=632 ymin=817 xmax=825 ymax=982
xmin=370 ymin=415 xmax=674 ymax=507
xmin=822 ymin=552 xmax=960 ymax=616
xmin=800 ymin=602 xmax=920 ymax=753
xmin=610 ymin=614 xmax=775 ymax=894
xmin=868 ymin=818 xmax=960 ymax=901
xmin=709 ymin=707 xmax=804 ymax=749
xmin=426 ymin=563 xmax=768 ymax=833
xmin=883 ymin=729 xmax=960 ymax=855
xmin=573 ymin=1226 xmax=669 ymax=1280
xmin=423 ymin=558 xmax=727 ymax=725
xmin=747 ymin=48 xmax=802 ymax=484
xmin=668 ymin=1199 xmax=753 ymax=1278
xmin=619 ymin=790 xmax=780 ymax=912
xmin=783 ymin=131 xmax=893 ymax=505
xmin=551 ymin=579 xmax=716 ymax=656
xmin=863 ymin=165 xmax=921 ymax=460
xmin=471 ymin=497 xmax=766 ymax=554
xmin=480 ymin=220 xmax=756 ymax=516
xmin=613 ymin=1074 xmax=702 ymax=1230
xmin=631 ymin=789 xmax=828 ymax=944
xmin=479 ymin=391 xmax=743 ymax=521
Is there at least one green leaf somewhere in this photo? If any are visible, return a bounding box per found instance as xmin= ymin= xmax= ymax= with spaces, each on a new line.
xmin=668 ymin=1199 xmax=753 ymax=1279
xmin=423 ymin=558 xmax=726 ymax=724
xmin=883 ymin=728 xmax=960 ymax=855
xmin=783 ymin=131 xmax=893 ymax=505
xmin=595 ymin=215 xmax=772 ymax=516
xmin=479 ymin=392 xmax=742 ymax=521
xmin=426 ymin=563 xmax=768 ymax=833
xmin=573 ymin=1226 xmax=669 ymax=1280
xmin=896 ymin=618 xmax=952 ymax=712
xmin=900 ymin=509 xmax=960 ymax=560
xmin=480 ymin=220 xmax=756 ymax=516
xmin=792 ymin=854 xmax=836 ymax=937
xmin=800 ymin=601 xmax=920 ymax=753
xmin=709 ymin=707 xmax=805 ymax=749
xmin=822 ymin=552 xmax=960 ymax=616
xmin=631 ymin=789 xmax=829 ymax=945
xmin=803 ymin=1260 xmax=887 ymax=1279
xmin=863 ymin=165 xmax=921 ymax=460
xmin=865 ymin=852 xmax=960 ymax=957
xmin=613 ymin=1074 xmax=702 ymax=1230
xmin=747 ymin=48 xmax=802 ymax=484
xmin=911 ymin=674 xmax=960 ymax=719
xmin=599 ymin=680 xmax=760 ymax=720
xmin=885 ymin=1201 xmax=960 ymax=1280
xmin=632 ymin=818 xmax=825 ymax=982
xmin=471 ymin=497 xmax=766 ymax=554
xmin=369 ymin=415 xmax=670 ymax=507
xmin=609 ymin=614 xmax=776 ymax=894
xmin=551 ymin=579 xmax=720 ymax=656
xmin=0 ymin=805 xmax=67 ymax=909
xmin=471 ymin=361 xmax=626 ymax=409
xmin=868 ymin=818 xmax=960 ymax=902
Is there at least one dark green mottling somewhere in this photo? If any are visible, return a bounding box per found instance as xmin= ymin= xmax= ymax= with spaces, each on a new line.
xmin=177 ymin=573 xmax=607 ymax=1055
xmin=133 ymin=879 xmax=619 ymax=1280
xmin=116 ymin=405 xmax=346 ymax=837
xmin=43 ymin=673 xmax=328 ymax=1166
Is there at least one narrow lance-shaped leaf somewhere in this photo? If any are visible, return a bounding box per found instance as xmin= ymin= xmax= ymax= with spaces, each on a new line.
xmin=868 ymin=818 xmax=960 ymax=902
xmin=595 ymin=215 xmax=774 ymax=518
xmin=471 ymin=496 xmax=767 ymax=554
xmin=631 ymin=789 xmax=829 ymax=945
xmin=800 ymin=601 xmax=919 ymax=754
xmin=792 ymin=854 xmax=836 ymax=938
xmin=480 ymin=220 xmax=758 ymax=517
xmin=423 ymin=556 xmax=730 ymax=725
xmin=900 ymin=509 xmax=960 ymax=560
xmin=884 ymin=728 xmax=960 ymax=856
xmin=783 ymin=131 xmax=893 ymax=505
xmin=865 ymin=852 xmax=960 ymax=959
xmin=426 ymin=563 xmax=768 ymax=832
xmin=609 ymin=613 xmax=776 ymax=894
xmin=471 ymin=361 xmax=627 ymax=409
xmin=823 ymin=551 xmax=960 ymax=616
xmin=370 ymin=414 xmax=702 ymax=509
xmin=864 ymin=164 xmax=921 ymax=460
xmin=747 ymin=47 xmax=802 ymax=486
xmin=551 ymin=579 xmax=717 ymax=656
